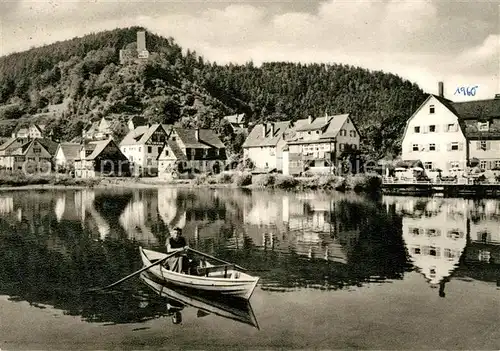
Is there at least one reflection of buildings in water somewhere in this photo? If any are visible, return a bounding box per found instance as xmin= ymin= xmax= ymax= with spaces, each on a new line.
xmin=54 ymin=192 xmax=83 ymax=223
xmin=396 ymin=197 xmax=468 ymax=286
xmin=119 ymin=192 xmax=159 ymax=244
xmin=157 ymin=188 xmax=186 ymax=230
xmin=0 ymin=196 xmax=13 ymax=215
xmin=75 ymin=190 xmax=110 ymax=240
xmin=244 ymin=194 xmax=283 ymax=227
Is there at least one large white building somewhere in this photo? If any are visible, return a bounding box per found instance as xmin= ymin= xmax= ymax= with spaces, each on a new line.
xmin=402 ymin=82 xmax=500 ymax=176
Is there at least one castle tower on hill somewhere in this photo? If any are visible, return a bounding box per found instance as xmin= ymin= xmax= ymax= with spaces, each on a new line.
xmin=119 ymin=30 xmax=150 ymax=64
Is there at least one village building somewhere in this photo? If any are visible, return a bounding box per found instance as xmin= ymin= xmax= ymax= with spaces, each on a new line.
xmin=223 ymin=113 xmax=247 ymax=133
xmin=401 ymin=82 xmax=500 ymax=177
xmin=283 ymin=114 xmax=361 ymax=176
xmin=11 ymin=124 xmax=46 ymax=139
xmin=54 ymin=142 xmax=81 ymax=170
xmin=119 ymin=124 xmax=171 ymax=176
xmin=242 ymin=121 xmax=293 ymax=172
xmin=0 ymin=138 xmax=30 ymax=169
xmin=157 ymin=128 xmax=226 ymax=178
xmin=82 ymin=117 xmax=112 ymax=141
xmin=74 ymin=139 xmax=129 ymax=178
xmin=5 ymin=138 xmax=58 ymax=173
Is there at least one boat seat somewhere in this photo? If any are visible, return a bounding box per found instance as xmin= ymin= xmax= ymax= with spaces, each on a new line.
xmin=196 ymin=264 xmax=234 ymax=277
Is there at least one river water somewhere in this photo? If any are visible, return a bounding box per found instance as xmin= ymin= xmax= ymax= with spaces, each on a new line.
xmin=0 ymin=188 xmax=498 ymax=350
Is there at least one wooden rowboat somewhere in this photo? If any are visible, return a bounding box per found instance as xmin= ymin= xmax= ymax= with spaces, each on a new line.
xmin=139 ymin=247 xmax=259 ymax=300
xmin=139 ymin=272 xmax=260 ymax=329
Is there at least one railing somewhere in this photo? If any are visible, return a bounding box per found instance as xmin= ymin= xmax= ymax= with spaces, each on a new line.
xmin=382 ymin=177 xmax=500 ymax=186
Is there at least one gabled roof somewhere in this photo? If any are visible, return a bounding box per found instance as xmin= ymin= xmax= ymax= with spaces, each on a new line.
xmin=158 ymin=140 xmax=187 ymax=161
xmin=38 ymin=138 xmax=59 ymax=156
xmin=120 ymin=124 xmax=169 ymax=146
xmin=57 ymin=143 xmax=81 ymax=160
xmin=0 ymin=137 xmax=31 ymax=152
xmin=0 ymin=138 xmax=19 ymax=151
xmin=11 ymin=139 xmax=50 ymax=156
xmin=84 ymin=139 xmax=114 ymax=160
xmin=242 ymin=121 xmax=292 ymax=148
xmin=174 ymin=128 xmax=225 ymax=149
xmin=320 ymin=114 xmax=351 ymax=139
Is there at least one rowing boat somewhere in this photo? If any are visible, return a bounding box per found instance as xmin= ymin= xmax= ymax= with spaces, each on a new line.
xmin=139 ymin=272 xmax=260 ymax=329
xmin=139 ymin=247 xmax=259 ymax=300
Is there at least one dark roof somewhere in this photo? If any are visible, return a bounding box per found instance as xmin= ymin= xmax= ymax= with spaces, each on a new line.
xmin=451 ymin=98 xmax=500 ymax=119
xmin=174 ymin=128 xmax=225 ymax=149
xmin=0 ymin=138 xmax=30 ymax=152
xmin=242 ymin=121 xmax=292 ymax=148
xmin=293 ymin=116 xmax=331 ymax=132
xmin=38 ymin=138 xmax=59 ymax=156
xmin=158 ymin=140 xmax=187 ymax=161
xmin=433 ymin=95 xmax=500 ymax=139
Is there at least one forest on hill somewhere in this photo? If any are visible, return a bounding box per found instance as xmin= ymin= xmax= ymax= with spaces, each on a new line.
xmin=0 ymin=26 xmax=427 ymax=157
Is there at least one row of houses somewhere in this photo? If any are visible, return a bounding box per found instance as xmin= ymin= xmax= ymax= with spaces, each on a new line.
xmin=0 ymin=117 xmax=229 ymax=178
xmin=242 ymin=114 xmax=361 ymax=176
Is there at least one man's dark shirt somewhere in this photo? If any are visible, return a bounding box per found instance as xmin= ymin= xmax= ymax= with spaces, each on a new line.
xmin=169 ymin=236 xmax=186 ymax=249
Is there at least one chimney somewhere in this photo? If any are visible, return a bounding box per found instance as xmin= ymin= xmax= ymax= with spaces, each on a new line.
xmin=308 ymin=115 xmax=313 ymax=124
xmin=262 ymin=124 xmax=267 ymax=138
xmin=438 ymin=81 xmax=444 ymax=97
xmin=195 ymin=128 xmax=200 ymax=141
xmin=270 ymin=123 xmax=275 ymax=136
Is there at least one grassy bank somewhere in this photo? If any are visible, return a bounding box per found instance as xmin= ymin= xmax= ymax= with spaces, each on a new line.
xmin=195 ymin=171 xmax=382 ymax=193
xmin=0 ymin=171 xmax=102 ymax=188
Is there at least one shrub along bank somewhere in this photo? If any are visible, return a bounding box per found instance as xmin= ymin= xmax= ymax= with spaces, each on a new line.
xmin=195 ymin=172 xmax=382 ymax=194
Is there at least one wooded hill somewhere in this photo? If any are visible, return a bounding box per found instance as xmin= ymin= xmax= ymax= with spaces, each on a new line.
xmin=0 ymin=26 xmax=427 ymax=157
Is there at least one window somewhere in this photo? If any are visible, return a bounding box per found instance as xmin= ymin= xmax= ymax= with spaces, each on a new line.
xmin=414 ymin=126 xmax=420 ymax=133
xmin=27 ymin=157 xmax=35 ymax=162
xmin=478 ymin=121 xmax=489 ymax=131
xmin=414 ymin=247 xmax=421 ymax=254
xmin=446 ymin=123 xmax=457 ymax=132
xmin=33 ymin=147 xmax=41 ymax=154
xmin=429 ymin=105 xmax=435 ymax=114
xmin=123 ymin=148 xmax=127 ymax=153
xmin=165 ymin=149 xmax=169 ymax=156
xmin=85 ymin=150 xmax=92 ymax=156
xmin=429 ymin=143 xmax=436 ymax=151
xmin=429 ymin=125 xmax=436 ymax=132
xmin=158 ymin=146 xmax=162 ymax=153
xmin=316 ymin=131 xmax=320 ymax=134
xmin=451 ymin=142 xmax=459 ymax=151
xmin=147 ymin=158 xmax=152 ymax=166
xmin=138 ymin=147 xmax=141 ymax=152
xmin=130 ymin=156 xmax=134 ymax=162
xmin=412 ymin=144 xmax=419 ymax=151
xmin=424 ymin=162 xmax=433 ymax=170
xmin=480 ymin=160 xmax=487 ymax=170
xmin=148 ymin=146 xmax=152 ymax=153
xmin=339 ymin=143 xmax=344 ymax=151
xmin=172 ymin=136 xmax=176 ymax=141
xmin=447 ymin=230 xmax=463 ymax=239
xmin=495 ymin=160 xmax=500 ymax=169
xmin=480 ymin=141 xmax=487 ymax=150
xmin=479 ymin=250 xmax=491 ymax=262
xmin=340 ymin=129 xmax=346 ymax=136
xmin=350 ymin=130 xmax=356 ymax=137
xmin=450 ymin=161 xmax=460 ymax=169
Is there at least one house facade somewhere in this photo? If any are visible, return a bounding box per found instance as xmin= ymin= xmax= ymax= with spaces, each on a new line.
xmin=54 ymin=143 xmax=81 ymax=170
xmin=75 ymin=139 xmax=130 ymax=178
xmin=119 ymin=124 xmax=171 ymax=176
xmin=402 ymin=93 xmax=468 ymax=175
xmin=283 ymin=114 xmax=361 ymax=176
xmin=242 ymin=121 xmax=292 ymax=172
xmin=6 ymin=139 xmax=53 ymax=173
xmin=0 ymin=138 xmax=29 ymax=169
xmin=224 ymin=113 xmax=247 ymax=133
xmin=158 ymin=128 xmax=227 ymax=178
xmin=402 ymin=83 xmax=500 ymax=176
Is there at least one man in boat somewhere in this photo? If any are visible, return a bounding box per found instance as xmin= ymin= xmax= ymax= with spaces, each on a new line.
xmin=166 ymin=227 xmax=188 ymax=273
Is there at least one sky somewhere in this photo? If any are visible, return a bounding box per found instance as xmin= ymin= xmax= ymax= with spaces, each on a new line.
xmin=1 ymin=0 xmax=500 ymax=101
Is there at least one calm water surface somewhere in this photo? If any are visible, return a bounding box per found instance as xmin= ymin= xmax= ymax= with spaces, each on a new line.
xmin=0 ymin=188 xmax=498 ymax=349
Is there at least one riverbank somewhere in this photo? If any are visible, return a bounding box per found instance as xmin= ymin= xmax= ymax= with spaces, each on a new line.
xmin=0 ymin=171 xmax=383 ymax=194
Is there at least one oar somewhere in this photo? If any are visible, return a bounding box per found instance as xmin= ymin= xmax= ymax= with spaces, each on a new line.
xmin=86 ymin=250 xmax=180 ymax=292
xmin=187 ymin=247 xmax=247 ymax=271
